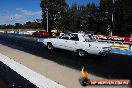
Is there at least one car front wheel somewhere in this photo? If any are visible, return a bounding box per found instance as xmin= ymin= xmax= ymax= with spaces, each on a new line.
xmin=77 ymin=50 xmax=86 ymax=57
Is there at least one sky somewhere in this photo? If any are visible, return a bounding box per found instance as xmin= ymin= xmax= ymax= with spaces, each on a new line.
xmin=0 ymin=0 xmax=99 ymax=25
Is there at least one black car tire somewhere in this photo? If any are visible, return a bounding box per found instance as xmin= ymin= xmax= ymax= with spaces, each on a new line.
xmin=47 ymin=43 xmax=53 ymax=50
xmin=77 ymin=50 xmax=86 ymax=57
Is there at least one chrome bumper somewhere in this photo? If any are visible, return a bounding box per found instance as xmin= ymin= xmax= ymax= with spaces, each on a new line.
xmin=99 ymin=50 xmax=111 ymax=56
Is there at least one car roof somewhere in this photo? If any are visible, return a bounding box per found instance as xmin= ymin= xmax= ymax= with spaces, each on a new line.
xmin=63 ymin=33 xmax=92 ymax=36
xmin=72 ymin=33 xmax=92 ymax=35
xmin=72 ymin=33 xmax=84 ymax=35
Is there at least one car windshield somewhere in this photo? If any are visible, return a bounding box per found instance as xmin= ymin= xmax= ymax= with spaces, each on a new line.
xmin=83 ymin=34 xmax=96 ymax=42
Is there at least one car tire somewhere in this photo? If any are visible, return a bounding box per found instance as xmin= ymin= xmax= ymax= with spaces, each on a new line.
xmin=47 ymin=43 xmax=53 ymax=50
xmin=77 ymin=50 xmax=86 ymax=57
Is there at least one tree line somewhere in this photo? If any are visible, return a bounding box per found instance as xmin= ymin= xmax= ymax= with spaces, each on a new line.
xmin=1 ymin=0 xmax=132 ymax=36
xmin=0 ymin=19 xmax=42 ymax=30
xmin=41 ymin=0 xmax=132 ymax=36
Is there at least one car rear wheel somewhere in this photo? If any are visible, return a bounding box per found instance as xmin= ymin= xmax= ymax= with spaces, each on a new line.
xmin=77 ymin=50 xmax=86 ymax=57
xmin=47 ymin=43 xmax=53 ymax=50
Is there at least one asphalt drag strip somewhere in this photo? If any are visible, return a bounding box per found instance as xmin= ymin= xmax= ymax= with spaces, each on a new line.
xmin=0 ymin=53 xmax=65 ymax=88
xmin=0 ymin=61 xmax=38 ymax=88
xmin=0 ymin=33 xmax=132 ymax=88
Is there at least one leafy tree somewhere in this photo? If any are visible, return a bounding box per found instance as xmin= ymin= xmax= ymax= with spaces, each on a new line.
xmin=113 ymin=0 xmax=132 ymax=36
xmin=40 ymin=0 xmax=68 ymax=32
xmin=100 ymin=0 xmax=132 ymax=36
xmin=14 ymin=23 xmax=23 ymax=29
xmin=99 ymin=0 xmax=113 ymax=35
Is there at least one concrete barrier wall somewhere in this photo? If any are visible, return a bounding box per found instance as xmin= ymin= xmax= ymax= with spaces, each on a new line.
xmin=112 ymin=49 xmax=132 ymax=55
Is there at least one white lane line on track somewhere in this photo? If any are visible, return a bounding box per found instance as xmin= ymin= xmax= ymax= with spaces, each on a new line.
xmin=0 ymin=53 xmax=65 ymax=88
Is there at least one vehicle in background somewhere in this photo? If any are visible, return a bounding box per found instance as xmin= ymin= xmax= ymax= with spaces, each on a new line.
xmin=32 ymin=31 xmax=56 ymax=38
xmin=96 ymin=35 xmax=132 ymax=43
xmin=110 ymin=36 xmax=125 ymax=41
xmin=96 ymin=35 xmax=108 ymax=40
xmin=124 ymin=37 xmax=132 ymax=43
xmin=43 ymin=33 xmax=112 ymax=57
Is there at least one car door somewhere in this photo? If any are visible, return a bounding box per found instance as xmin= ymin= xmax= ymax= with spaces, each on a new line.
xmin=56 ymin=34 xmax=70 ymax=49
xmin=83 ymin=34 xmax=98 ymax=54
xmin=66 ymin=34 xmax=79 ymax=51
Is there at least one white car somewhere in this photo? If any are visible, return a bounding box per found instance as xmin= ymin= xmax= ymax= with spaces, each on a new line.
xmin=43 ymin=33 xmax=112 ymax=57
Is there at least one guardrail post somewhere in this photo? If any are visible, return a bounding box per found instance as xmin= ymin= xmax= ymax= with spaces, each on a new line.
xmin=113 ymin=42 xmax=115 ymax=45
xmin=130 ymin=45 xmax=132 ymax=51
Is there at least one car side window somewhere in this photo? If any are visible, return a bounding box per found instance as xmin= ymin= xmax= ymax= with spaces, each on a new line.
xmin=70 ymin=34 xmax=79 ymax=41
xmin=59 ymin=34 xmax=69 ymax=40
